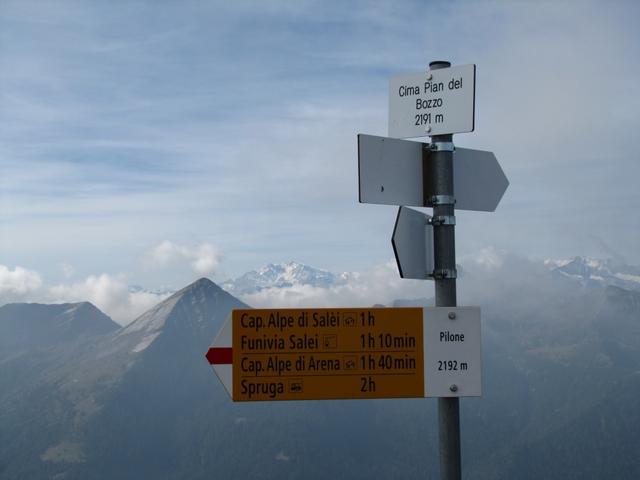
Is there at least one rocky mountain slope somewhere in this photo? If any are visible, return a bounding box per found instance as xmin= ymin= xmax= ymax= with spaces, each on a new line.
xmin=0 ymin=272 xmax=638 ymax=479
xmin=0 ymin=302 xmax=118 ymax=359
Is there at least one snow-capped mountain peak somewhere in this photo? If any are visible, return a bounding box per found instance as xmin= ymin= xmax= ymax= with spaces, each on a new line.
xmin=548 ymin=256 xmax=640 ymax=291
xmin=222 ymin=262 xmax=344 ymax=296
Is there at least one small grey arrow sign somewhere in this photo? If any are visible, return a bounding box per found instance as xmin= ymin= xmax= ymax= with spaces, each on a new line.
xmin=392 ymin=206 xmax=434 ymax=280
xmin=453 ymin=148 xmax=509 ymax=212
xmin=358 ymin=134 xmax=509 ymax=212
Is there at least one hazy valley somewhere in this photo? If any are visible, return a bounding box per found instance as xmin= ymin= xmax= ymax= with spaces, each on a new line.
xmin=1 ymin=257 xmax=639 ymax=479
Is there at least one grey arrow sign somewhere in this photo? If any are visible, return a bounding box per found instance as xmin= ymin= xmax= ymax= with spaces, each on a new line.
xmin=358 ymin=134 xmax=509 ymax=211
xmin=392 ymin=206 xmax=434 ymax=280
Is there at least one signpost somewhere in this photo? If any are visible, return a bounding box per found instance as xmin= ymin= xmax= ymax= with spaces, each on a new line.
xmin=206 ymin=59 xmax=508 ymax=480
xmin=206 ymin=307 xmax=481 ymax=401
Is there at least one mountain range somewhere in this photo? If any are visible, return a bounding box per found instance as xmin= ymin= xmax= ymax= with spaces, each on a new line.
xmin=548 ymin=256 xmax=640 ymax=291
xmin=221 ymin=261 xmax=350 ymax=295
xmin=1 ymin=258 xmax=639 ymax=479
xmin=220 ymin=256 xmax=640 ymax=298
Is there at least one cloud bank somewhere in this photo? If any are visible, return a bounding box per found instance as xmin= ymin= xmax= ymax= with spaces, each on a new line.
xmin=0 ymin=239 xmax=223 ymax=325
xmin=0 ymin=266 xmax=170 ymax=326
xmin=234 ymin=247 xmax=596 ymax=317
xmin=0 ymin=265 xmax=43 ymax=299
xmin=0 ymin=248 xmax=632 ymax=327
xmin=48 ymin=274 xmax=171 ymax=326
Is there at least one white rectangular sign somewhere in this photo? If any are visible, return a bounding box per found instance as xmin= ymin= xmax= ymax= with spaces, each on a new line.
xmin=423 ymin=306 xmax=482 ymax=397
xmin=389 ymin=64 xmax=476 ymax=138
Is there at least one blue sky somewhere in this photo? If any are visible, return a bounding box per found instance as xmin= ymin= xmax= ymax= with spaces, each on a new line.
xmin=1 ymin=1 xmax=639 ymax=322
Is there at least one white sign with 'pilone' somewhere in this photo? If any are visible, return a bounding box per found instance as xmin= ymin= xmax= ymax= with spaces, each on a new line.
xmin=389 ymin=64 xmax=476 ymax=138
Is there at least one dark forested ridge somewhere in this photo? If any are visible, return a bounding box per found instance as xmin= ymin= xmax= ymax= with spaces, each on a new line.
xmin=0 ymin=273 xmax=638 ymax=479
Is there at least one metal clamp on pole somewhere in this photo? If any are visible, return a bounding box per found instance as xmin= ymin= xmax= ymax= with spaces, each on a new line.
xmin=431 ymin=195 xmax=456 ymax=206
xmin=431 ymin=268 xmax=458 ymax=279
xmin=429 ymin=215 xmax=456 ymax=226
xmin=429 ymin=142 xmax=455 ymax=152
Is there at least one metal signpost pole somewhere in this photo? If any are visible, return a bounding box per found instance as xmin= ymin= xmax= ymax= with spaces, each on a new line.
xmin=426 ymin=60 xmax=461 ymax=480
xmin=209 ymin=56 xmax=507 ymax=479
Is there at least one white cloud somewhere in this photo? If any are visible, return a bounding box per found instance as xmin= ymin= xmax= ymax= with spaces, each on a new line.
xmin=0 ymin=263 xmax=172 ymax=326
xmin=146 ymin=241 xmax=222 ymax=275
xmin=47 ymin=273 xmax=170 ymax=325
xmin=0 ymin=265 xmax=43 ymax=299
xmin=49 ymin=274 xmax=128 ymax=311
xmin=0 ymin=249 xmax=612 ymax=328
xmin=458 ymin=247 xmax=505 ymax=271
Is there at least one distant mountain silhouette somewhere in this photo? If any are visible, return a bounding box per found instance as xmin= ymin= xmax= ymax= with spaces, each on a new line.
xmin=0 ymin=302 xmax=118 ymax=358
xmin=0 ymin=274 xmax=638 ymax=479
xmin=549 ymin=256 xmax=640 ymax=291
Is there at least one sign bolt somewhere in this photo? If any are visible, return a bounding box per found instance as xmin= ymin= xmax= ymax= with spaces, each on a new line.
xmin=426 ymin=72 xmax=433 ymax=80
xmin=448 ymin=312 xmax=456 ymax=320
xmin=449 ymin=384 xmax=458 ymax=392
xmin=425 ymin=125 xmax=432 ymax=133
